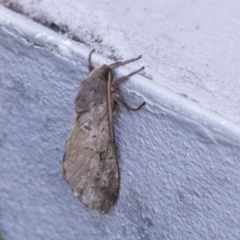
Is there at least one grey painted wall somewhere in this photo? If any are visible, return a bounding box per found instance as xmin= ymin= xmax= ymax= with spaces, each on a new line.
xmin=1 ymin=5 xmax=240 ymax=240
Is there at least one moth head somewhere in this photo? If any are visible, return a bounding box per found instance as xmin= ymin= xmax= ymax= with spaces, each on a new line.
xmin=99 ymin=64 xmax=111 ymax=79
xmin=89 ymin=64 xmax=111 ymax=80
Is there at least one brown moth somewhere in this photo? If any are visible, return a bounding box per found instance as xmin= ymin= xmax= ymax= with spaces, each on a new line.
xmin=62 ymin=49 xmax=145 ymax=214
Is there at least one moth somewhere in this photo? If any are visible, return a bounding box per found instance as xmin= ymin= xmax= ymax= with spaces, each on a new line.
xmin=62 ymin=49 xmax=145 ymax=214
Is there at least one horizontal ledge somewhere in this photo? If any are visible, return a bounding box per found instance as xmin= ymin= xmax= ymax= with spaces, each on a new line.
xmin=1 ymin=5 xmax=240 ymax=146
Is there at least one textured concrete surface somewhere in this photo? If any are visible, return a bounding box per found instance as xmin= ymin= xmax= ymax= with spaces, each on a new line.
xmin=1 ymin=4 xmax=240 ymax=240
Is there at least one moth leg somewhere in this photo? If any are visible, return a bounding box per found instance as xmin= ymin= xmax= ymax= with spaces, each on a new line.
xmin=88 ymin=49 xmax=95 ymax=72
xmin=112 ymin=92 xmax=145 ymax=111
xmin=111 ymin=67 xmax=144 ymax=91
xmin=108 ymin=55 xmax=142 ymax=69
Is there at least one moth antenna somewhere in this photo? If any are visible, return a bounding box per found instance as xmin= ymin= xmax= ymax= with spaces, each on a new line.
xmin=112 ymin=67 xmax=144 ymax=91
xmin=108 ymin=55 xmax=142 ymax=69
xmin=88 ymin=49 xmax=95 ymax=72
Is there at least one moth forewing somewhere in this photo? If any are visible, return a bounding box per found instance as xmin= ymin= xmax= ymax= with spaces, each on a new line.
xmin=107 ymin=69 xmax=115 ymax=142
xmin=62 ymin=50 xmax=144 ymax=214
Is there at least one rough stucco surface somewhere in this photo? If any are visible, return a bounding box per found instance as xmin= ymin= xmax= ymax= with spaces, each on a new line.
xmin=1 ymin=4 xmax=240 ymax=240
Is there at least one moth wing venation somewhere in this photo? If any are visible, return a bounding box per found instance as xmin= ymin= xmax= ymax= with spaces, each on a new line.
xmin=62 ymin=105 xmax=119 ymax=214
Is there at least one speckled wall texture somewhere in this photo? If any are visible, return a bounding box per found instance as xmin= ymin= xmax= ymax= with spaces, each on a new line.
xmin=1 ymin=5 xmax=240 ymax=240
